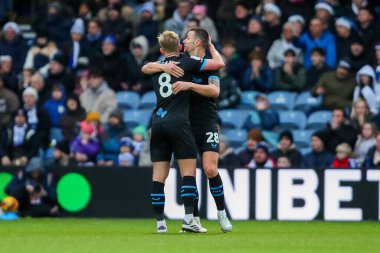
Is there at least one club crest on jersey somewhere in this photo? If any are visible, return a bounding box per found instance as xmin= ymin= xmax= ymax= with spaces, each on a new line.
xmin=211 ymin=143 xmax=218 ymax=148
xmin=192 ymin=76 xmax=202 ymax=83
xmin=156 ymin=108 xmax=168 ymax=118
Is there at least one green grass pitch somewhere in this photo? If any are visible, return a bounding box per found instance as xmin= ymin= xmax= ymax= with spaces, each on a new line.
xmin=0 ymin=218 xmax=379 ymax=253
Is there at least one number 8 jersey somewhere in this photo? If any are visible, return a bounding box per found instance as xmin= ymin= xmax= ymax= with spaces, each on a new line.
xmin=151 ymin=54 xmax=206 ymax=125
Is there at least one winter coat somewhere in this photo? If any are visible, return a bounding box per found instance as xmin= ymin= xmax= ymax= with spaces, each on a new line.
xmin=241 ymin=65 xmax=274 ymax=92
xmin=274 ymin=63 xmax=307 ymax=91
xmin=247 ymin=157 xmax=276 ymax=169
xmin=271 ymin=145 xmax=303 ymax=167
xmin=102 ymin=17 xmax=133 ymax=47
xmin=0 ymin=35 xmax=28 ymax=74
xmin=363 ymin=146 xmax=380 ymax=168
xmin=331 ymin=157 xmax=359 ymax=168
xmin=236 ymin=33 xmax=270 ymax=56
xmin=354 ymin=136 xmax=376 ymax=165
xmin=97 ymin=124 xmax=130 ymax=163
xmin=305 ymin=64 xmax=330 ymax=91
xmin=0 ymin=87 xmax=19 ymax=126
xmin=45 ymin=69 xmax=75 ymax=94
xmin=60 ymin=107 xmax=86 ymax=142
xmin=217 ymin=75 xmax=241 ymax=110
xmin=302 ymin=150 xmax=334 ymax=168
xmin=226 ymin=53 xmax=249 ymax=83
xmin=219 ymin=148 xmax=240 ymax=167
xmin=267 ymin=38 xmax=303 ymax=69
xmin=322 ymin=121 xmax=359 ymax=153
xmin=164 ymin=10 xmax=192 ymax=36
xmin=43 ymin=93 xmax=66 ymax=128
xmin=24 ymin=106 xmax=51 ymax=149
xmin=137 ymin=19 xmax=159 ymax=47
xmin=23 ymin=42 xmax=58 ymax=70
xmin=70 ymin=135 xmax=99 ymax=161
xmin=353 ymin=65 xmax=380 ymax=114
xmin=242 ymin=110 xmax=279 ymax=131
xmin=237 ymin=148 xmax=254 ymax=167
xmin=83 ymin=33 xmax=105 ymax=57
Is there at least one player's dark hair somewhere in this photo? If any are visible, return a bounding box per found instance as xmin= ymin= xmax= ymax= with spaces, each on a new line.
xmin=189 ymin=27 xmax=209 ymax=50
xmin=311 ymin=47 xmax=326 ymax=56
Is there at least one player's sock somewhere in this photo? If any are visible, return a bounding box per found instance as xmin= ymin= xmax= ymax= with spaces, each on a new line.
xmin=193 ymin=187 xmax=200 ymax=217
xmin=151 ymin=181 xmax=165 ymax=221
xmin=181 ymin=176 xmax=197 ymax=223
xmin=209 ymin=173 xmax=225 ymax=211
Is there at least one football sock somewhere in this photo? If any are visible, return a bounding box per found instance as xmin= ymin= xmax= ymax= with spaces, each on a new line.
xmin=193 ymin=187 xmax=200 ymax=217
xmin=181 ymin=176 xmax=197 ymax=221
xmin=151 ymin=181 xmax=165 ymax=221
xmin=209 ymin=173 xmax=225 ymax=211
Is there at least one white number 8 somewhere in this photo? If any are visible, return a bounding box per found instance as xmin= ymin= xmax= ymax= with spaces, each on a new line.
xmin=206 ymin=132 xmax=219 ymax=143
xmin=158 ymin=73 xmax=172 ymax=98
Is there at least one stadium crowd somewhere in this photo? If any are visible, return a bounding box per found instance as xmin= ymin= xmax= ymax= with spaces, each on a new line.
xmin=1 ymin=0 xmax=380 ymax=169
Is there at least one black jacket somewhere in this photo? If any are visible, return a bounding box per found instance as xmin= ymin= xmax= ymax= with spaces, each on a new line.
xmin=217 ymin=75 xmax=241 ymax=110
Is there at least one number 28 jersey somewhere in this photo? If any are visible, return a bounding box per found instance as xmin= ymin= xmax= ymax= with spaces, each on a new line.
xmin=151 ymin=54 xmax=206 ymax=125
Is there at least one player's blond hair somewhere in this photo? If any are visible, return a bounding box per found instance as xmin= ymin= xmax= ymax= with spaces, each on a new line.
xmin=157 ymin=31 xmax=180 ymax=53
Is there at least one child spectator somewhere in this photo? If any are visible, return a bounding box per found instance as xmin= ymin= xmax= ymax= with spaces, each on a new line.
xmin=118 ymin=137 xmax=135 ymax=167
xmin=43 ymin=83 xmax=66 ymax=128
xmin=70 ymin=121 xmax=99 ymax=165
xmin=131 ymin=125 xmax=146 ymax=165
xmin=276 ymin=155 xmax=292 ymax=168
xmin=354 ymin=122 xmax=377 ymax=165
xmin=84 ymin=112 xmax=103 ymax=138
xmin=332 ymin=143 xmax=358 ymax=168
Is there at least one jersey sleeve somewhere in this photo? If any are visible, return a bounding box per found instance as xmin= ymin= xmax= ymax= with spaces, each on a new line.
xmin=181 ymin=56 xmax=206 ymax=72
xmin=207 ymin=70 xmax=220 ymax=79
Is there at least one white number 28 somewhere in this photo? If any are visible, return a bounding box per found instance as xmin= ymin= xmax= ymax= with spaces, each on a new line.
xmin=206 ymin=132 xmax=219 ymax=143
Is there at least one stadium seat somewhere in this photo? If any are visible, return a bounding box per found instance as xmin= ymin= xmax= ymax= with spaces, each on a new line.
xmin=224 ymin=129 xmax=247 ymax=149
xmin=267 ymin=91 xmax=296 ymax=111
xmin=237 ymin=91 xmax=260 ymax=109
xmin=294 ymin=92 xmax=322 ymax=112
xmin=300 ymin=147 xmax=312 ymax=156
xmin=116 ymin=91 xmax=140 ymax=110
xmin=306 ymin=110 xmax=332 ymax=129
xmin=241 ymin=110 xmax=261 ymax=130
xmin=139 ymin=91 xmax=157 ymax=109
xmin=262 ymin=130 xmax=279 ymax=147
xmin=292 ymin=129 xmax=314 ymax=148
xmin=279 ymin=110 xmax=307 ymax=130
xmin=123 ymin=109 xmax=152 ymax=129
xmin=219 ymin=109 xmax=250 ymax=130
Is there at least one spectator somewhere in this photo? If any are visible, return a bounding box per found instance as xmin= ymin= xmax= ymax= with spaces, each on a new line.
xmin=274 ymin=48 xmax=306 ymax=91
xmin=53 ymin=141 xmax=70 ymax=166
xmin=164 ymin=0 xmax=193 ymax=36
xmin=23 ymin=31 xmax=58 ymax=71
xmin=218 ymin=134 xmax=239 ymax=167
xmin=305 ymin=48 xmax=330 ymax=91
xmin=83 ymin=19 xmax=104 ymax=57
xmin=236 ymin=17 xmax=269 ymax=57
xmin=80 ymin=67 xmax=117 ymax=123
xmin=0 ymin=75 xmax=19 ymax=127
xmin=312 ymin=59 xmax=356 ymax=109
xmin=217 ymin=61 xmax=241 ymax=110
xmin=20 ymin=69 xmax=33 ymax=94
xmin=118 ymin=137 xmax=135 ymax=167
xmin=354 ymin=122 xmax=377 ymax=165
xmin=270 ymin=130 xmax=303 ymax=167
xmin=350 ymin=98 xmax=372 ymax=130
xmin=221 ymin=40 xmax=249 ymax=83
xmin=267 ymin=22 xmax=302 ymax=69
xmin=363 ymin=133 xmax=380 ymax=168
xmin=96 ymin=0 xmax=135 ymax=23
xmin=375 ymin=42 xmax=380 ymax=84
xmin=314 ymin=2 xmax=335 ymax=29
xmin=0 ymin=55 xmax=19 ymax=94
xmin=131 ymin=125 xmax=146 ymax=165
xmin=247 ymin=143 xmax=276 ymax=169
xmin=353 ymin=65 xmax=380 ymax=115
xmin=241 ymin=50 xmax=274 ymax=92
xmin=5 ymin=157 xmax=58 ymax=217
xmin=84 ymin=112 xmax=103 ymax=138
xmin=0 ymin=109 xmax=38 ymax=166
xmin=70 ymin=121 xmax=99 ymax=165
xmin=294 ymin=17 xmax=337 ymax=69
xmin=277 ymin=155 xmax=292 ymax=168
xmin=349 ymin=36 xmax=370 ymax=72
xmin=219 ymin=1 xmax=251 ymax=40
xmin=356 ymin=7 xmax=377 ymax=48
xmin=181 ymin=18 xmax=200 ymax=40
xmin=331 ymin=143 xmax=358 ymax=168
xmin=237 ymin=129 xmax=264 ymax=167
xmin=242 ymin=93 xmax=279 ymax=131
xmin=335 ymin=17 xmax=354 ymax=60
xmin=302 ymin=131 xmax=334 ymax=168
xmin=29 ymin=72 xmax=50 ymax=107
xmin=287 ymin=15 xmax=306 ymax=37
xmin=0 ymin=21 xmax=28 ymax=74
xmin=45 ymin=53 xmax=75 ymax=93
xmin=43 ymin=83 xmax=66 ymax=128
xmin=77 ymin=2 xmax=93 ymax=24
xmin=192 ymin=4 xmax=219 ymax=43
xmin=97 ymin=110 xmax=129 ymax=166
xmin=262 ymin=3 xmax=282 ymax=45
xmin=347 ymin=0 xmax=368 ymax=19
xmin=136 ymin=3 xmax=159 ymax=48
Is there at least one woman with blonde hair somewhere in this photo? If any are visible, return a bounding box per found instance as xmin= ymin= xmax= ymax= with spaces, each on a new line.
xmin=350 ymin=98 xmax=372 ymax=129
xmin=354 ymin=122 xmax=377 ymax=165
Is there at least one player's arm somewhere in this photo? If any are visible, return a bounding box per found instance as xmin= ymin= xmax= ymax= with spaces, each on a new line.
xmin=200 ymin=42 xmax=225 ymax=71
xmin=141 ymin=61 xmax=184 ymax=77
xmin=172 ymin=76 xmax=220 ymax=98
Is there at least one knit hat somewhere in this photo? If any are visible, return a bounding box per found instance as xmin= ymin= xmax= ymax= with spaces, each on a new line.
xmin=132 ymin=125 xmax=147 ymax=138
xmin=109 ymin=109 xmax=124 ymax=122
xmin=284 ymin=48 xmax=296 ymax=57
xmin=312 ymin=131 xmax=327 ymax=144
xmin=315 ymin=2 xmax=334 ymax=15
xmin=51 ymin=52 xmax=66 ymax=66
xmin=14 ymin=108 xmax=27 ymax=119
xmin=336 ymin=143 xmax=352 ymax=155
xmin=103 ymin=35 xmax=117 ymax=46
xmin=255 ymin=143 xmax=269 ymax=154
xmin=25 ymin=157 xmax=44 ymax=173
xmin=139 ymin=2 xmax=155 ymax=15
xmin=280 ymin=130 xmax=293 ymax=143
xmin=247 ymin=129 xmax=263 ymax=142
xmin=2 ymin=21 xmax=20 ymax=34
xmin=71 ymin=18 xmax=85 ymax=35
xmin=0 ymin=55 xmax=12 ymax=63
xmin=335 ymin=17 xmax=351 ymax=30
xmin=337 ymin=59 xmax=351 ymax=70
xmin=22 ymin=87 xmax=39 ymax=101
xmin=288 ymin=14 xmax=305 ymax=25
xmin=81 ymin=121 xmax=95 ymax=135
xmin=120 ymin=137 xmax=134 ymax=150
xmin=263 ymin=3 xmax=281 ymax=17
xmin=86 ymin=112 xmax=101 ymax=122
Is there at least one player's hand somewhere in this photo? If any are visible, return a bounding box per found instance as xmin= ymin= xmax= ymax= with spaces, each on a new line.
xmin=161 ymin=62 xmax=184 ymax=78
xmin=172 ymin=81 xmax=192 ymax=94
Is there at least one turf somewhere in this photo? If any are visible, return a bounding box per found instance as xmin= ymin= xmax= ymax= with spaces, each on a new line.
xmin=0 ymin=218 xmax=379 ymax=253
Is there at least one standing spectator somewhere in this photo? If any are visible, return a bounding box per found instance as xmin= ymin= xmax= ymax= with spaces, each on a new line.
xmin=1 ymin=55 xmax=20 ymax=94
xmin=43 ymin=83 xmax=66 ymax=128
xmin=217 ymin=61 xmax=241 ymax=110
xmin=136 ymin=3 xmax=159 ymax=48
xmin=218 ymin=135 xmax=239 ymax=167
xmin=363 ymin=133 xmax=380 ymax=168
xmin=331 ymin=143 xmax=358 ymax=168
xmin=192 ymin=4 xmax=219 ymax=43
xmin=353 ymin=65 xmax=380 ymax=115
xmin=60 ymin=94 xmax=86 ymax=144
xmin=236 ymin=17 xmax=269 ymax=57
xmin=164 ymin=0 xmax=193 ymax=36
xmin=0 ymin=75 xmax=19 ymax=127
xmin=302 ymin=131 xmax=334 ymax=168
xmin=0 ymin=21 xmax=28 ymax=74
xmin=294 ymin=17 xmax=337 ymax=69
xmin=241 ymin=50 xmax=273 ymax=92
xmin=349 ymin=36 xmax=370 ymax=72
xmin=312 ymin=59 xmax=356 ymax=110
xmin=335 ymin=17 xmax=354 ymax=60
xmin=70 ymin=121 xmax=99 ymax=165
xmin=267 ymin=22 xmax=302 ymax=69
xmin=247 ymin=143 xmax=276 ymax=169
xmin=45 ymin=53 xmax=76 ymax=93
xmin=237 ymin=129 xmax=264 ymax=167
xmin=270 ymin=130 xmax=303 ymax=167
xmin=354 ymin=122 xmax=377 ymax=165
xmin=219 ymin=1 xmax=251 ymax=40
xmin=305 ymin=48 xmax=330 ymax=91
xmin=118 ymin=137 xmax=135 ymax=167
xmin=350 ymin=98 xmax=372 ymax=130
xmin=80 ymin=67 xmax=117 ymax=123
xmin=83 ymin=19 xmax=104 ymax=57
xmin=221 ymin=40 xmax=249 ymax=84
xmin=274 ymin=48 xmax=306 ymax=92
xmin=262 ymin=3 xmax=282 ymax=46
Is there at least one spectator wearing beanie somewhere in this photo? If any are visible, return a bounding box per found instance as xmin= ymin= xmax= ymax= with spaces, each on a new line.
xmin=118 ymin=137 xmax=135 ymax=167
xmin=136 ymin=2 xmax=159 ymax=47
xmin=247 ymin=143 xmax=276 ymax=169
xmin=60 ymin=94 xmax=86 ymax=144
xmin=271 ymin=130 xmax=303 ymax=167
xmin=218 ymin=135 xmax=239 ymax=167
xmin=302 ymin=131 xmax=334 ymax=168
xmin=45 ymin=52 xmax=76 ymax=93
xmin=237 ymin=129 xmax=264 ymax=167
xmin=335 ymin=17 xmax=355 ymax=60
xmin=70 ymin=121 xmax=99 ymax=165
xmin=0 ymin=55 xmax=20 ymax=95
xmin=262 ymin=3 xmax=282 ymax=45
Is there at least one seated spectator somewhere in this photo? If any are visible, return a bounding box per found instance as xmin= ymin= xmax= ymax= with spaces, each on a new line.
xmin=84 ymin=112 xmax=103 ymax=138
xmin=312 ymin=59 xmax=356 ymax=109
xmin=237 ymin=129 xmax=264 ymax=167
xmin=0 ymin=75 xmax=19 ymax=127
xmin=118 ymin=137 xmax=135 ymax=167
xmin=363 ymin=133 xmax=380 ymax=168
xmin=45 ymin=52 xmax=76 ymax=93
xmin=302 ymin=131 xmax=334 ymax=168
xmin=294 ymin=17 xmax=336 ymax=69
xmin=0 ymin=21 xmax=28 ymax=74
xmin=0 ymin=109 xmax=38 ymax=166
xmin=350 ymin=98 xmax=372 ymax=130
xmin=164 ymin=0 xmax=193 ymax=36
xmin=29 ymin=72 xmax=50 ymax=107
xmin=192 ymin=4 xmax=219 ymax=43
xmin=236 ymin=17 xmax=269 ymax=57
xmin=305 ymin=48 xmax=330 ymax=91
xmin=131 ymin=125 xmax=146 ymax=165
xmin=356 ymin=7 xmax=377 ymax=48
xmin=353 ymin=65 xmax=380 ymax=115
xmin=262 ymin=3 xmax=282 ymax=46
xmin=20 ymin=69 xmax=33 ymax=94
xmin=354 ymin=122 xmax=377 ymax=165
xmin=84 ymin=19 xmax=105 ymax=57
xmin=218 ymin=134 xmax=239 ymax=167
xmin=287 ymin=15 xmax=305 ymax=37
xmin=349 ymin=36 xmax=370 ymax=72
xmin=335 ymin=17 xmax=355 ymax=60
xmin=270 ymin=130 xmax=303 ymax=167
xmin=23 ymin=31 xmax=58 ymax=71
xmin=241 ymin=51 xmax=274 ymax=92
xmin=0 ymin=55 xmax=19 ymax=94
xmin=80 ymin=67 xmax=117 ymax=123
xmin=332 ymin=143 xmax=359 ymax=168
xmin=277 ymin=155 xmax=292 ymax=168
xmin=217 ymin=61 xmax=241 ymax=110
xmin=77 ymin=2 xmax=93 ymax=23
xmin=314 ymin=2 xmax=335 ymax=30
xmin=97 ymin=110 xmax=129 ymax=166
xmin=274 ymin=48 xmax=306 ymax=92
xmin=247 ymin=143 xmax=275 ymax=169
xmin=43 ymin=83 xmax=66 ymax=128
xmin=70 ymin=121 xmax=99 ymax=165
xmin=53 ymin=141 xmax=71 ymax=166
xmin=136 ymin=3 xmax=159 ymax=48
xmin=374 ymin=42 xmax=380 ymax=83
xmin=221 ymin=40 xmax=249 ymax=83
xmin=267 ymin=22 xmax=302 ymax=69
xmin=242 ymin=93 xmax=279 ymax=131
xmin=5 ymin=157 xmax=58 ymax=217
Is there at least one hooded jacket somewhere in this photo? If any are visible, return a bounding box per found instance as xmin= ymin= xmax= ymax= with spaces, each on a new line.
xmin=353 ymin=65 xmax=380 ymax=114
xmin=43 ymin=84 xmax=66 ymax=127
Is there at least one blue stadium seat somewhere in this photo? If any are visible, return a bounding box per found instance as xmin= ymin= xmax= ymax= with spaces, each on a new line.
xmin=294 ymin=92 xmax=322 ymax=113
xmin=224 ymin=129 xmax=247 ymax=149
xmin=219 ymin=109 xmax=250 ymax=130
xmin=279 ymin=110 xmax=307 ymax=130
xmin=292 ymin=129 xmax=314 ymax=148
xmin=306 ymin=110 xmax=332 ymax=129
xmin=262 ymin=130 xmax=279 ymax=147
xmin=300 ymin=147 xmax=312 ymax=156
xmin=116 ymin=91 xmax=140 ymax=110
xmin=123 ymin=109 xmax=152 ymax=129
xmin=139 ymin=91 xmax=157 ymax=109
xmin=267 ymin=91 xmax=296 ymax=111
xmin=241 ymin=110 xmax=261 ymax=130
xmin=237 ymin=91 xmax=260 ymax=109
